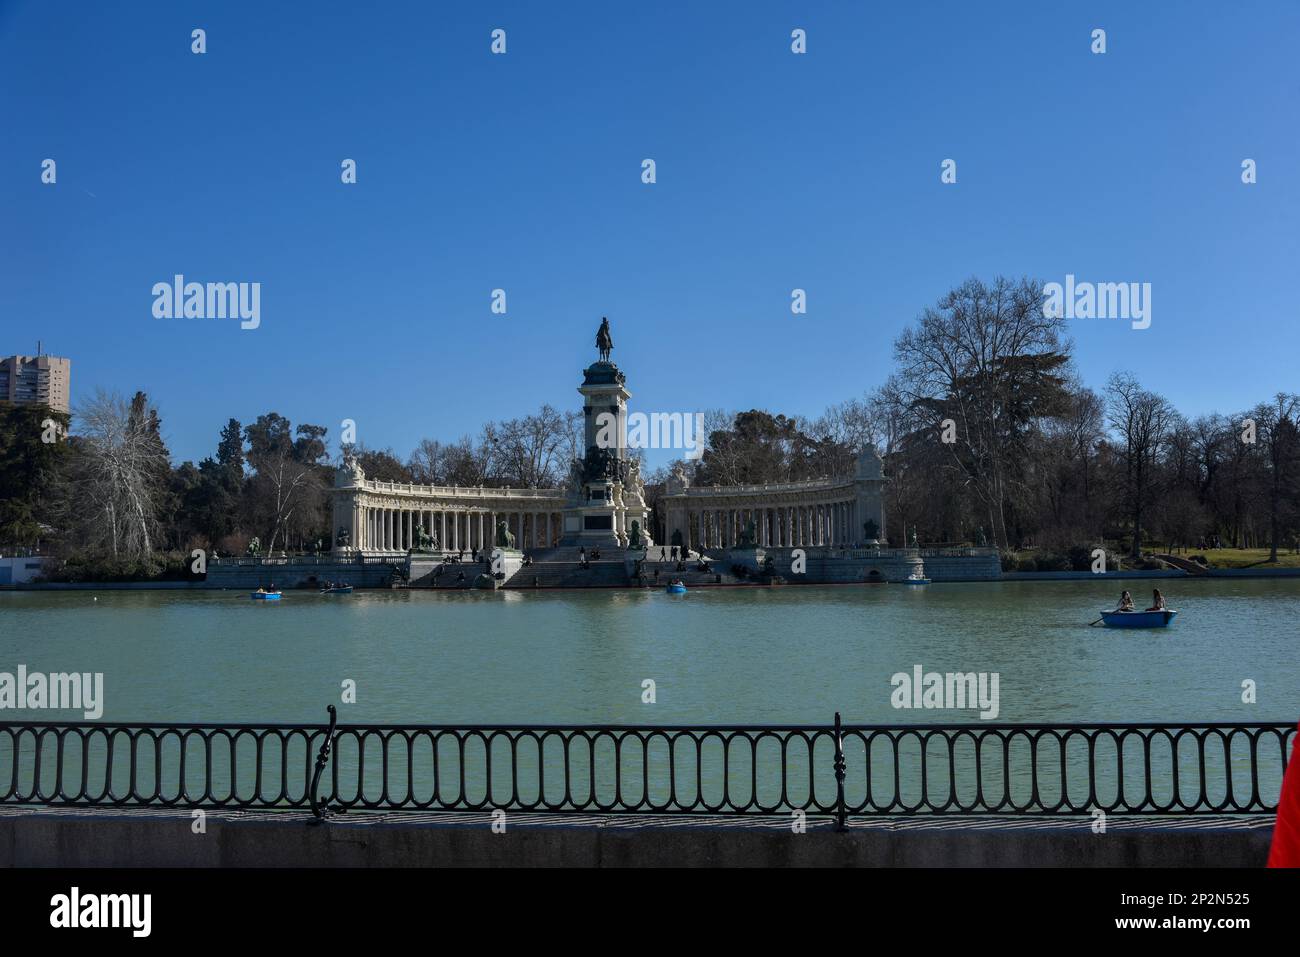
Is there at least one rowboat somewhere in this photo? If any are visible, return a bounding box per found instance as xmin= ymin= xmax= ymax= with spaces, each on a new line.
xmin=320 ymin=585 xmax=353 ymax=595
xmin=250 ymin=591 xmax=281 ymax=601
xmin=901 ymin=576 xmax=931 ymax=585
xmin=1099 ymin=609 xmax=1177 ymax=628
xmin=666 ymin=582 xmax=687 ymax=594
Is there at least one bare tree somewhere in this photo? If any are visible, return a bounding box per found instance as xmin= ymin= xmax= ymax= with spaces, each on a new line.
xmin=407 ymin=438 xmax=446 ymax=485
xmin=1251 ymin=393 xmax=1300 ymax=561
xmin=1106 ymin=373 xmax=1178 ymax=558
xmin=244 ymin=414 xmax=328 ymax=555
xmin=892 ymin=276 xmax=1072 ymax=548
xmin=482 ymin=404 xmax=572 ymax=487
xmin=73 ymin=389 xmax=170 ymax=559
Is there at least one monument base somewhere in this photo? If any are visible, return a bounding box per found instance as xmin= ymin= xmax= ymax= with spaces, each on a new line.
xmin=728 ymin=546 xmax=767 ymax=573
xmin=486 ymin=547 xmax=525 ymax=582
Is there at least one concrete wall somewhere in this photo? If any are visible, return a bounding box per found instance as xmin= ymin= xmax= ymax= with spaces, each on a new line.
xmin=0 ymin=810 xmax=1272 ymax=868
xmin=205 ymin=560 xmax=397 ymax=589
xmin=1001 ymin=569 xmax=1188 ymax=581
xmin=0 ymin=555 xmax=49 ymax=585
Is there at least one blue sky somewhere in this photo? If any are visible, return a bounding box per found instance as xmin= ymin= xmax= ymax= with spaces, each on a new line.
xmin=2 ymin=0 xmax=1297 ymax=468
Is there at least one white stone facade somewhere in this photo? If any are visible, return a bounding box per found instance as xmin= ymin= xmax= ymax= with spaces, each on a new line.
xmin=331 ymin=461 xmax=568 ymax=556
xmin=657 ymin=448 xmax=887 ymax=551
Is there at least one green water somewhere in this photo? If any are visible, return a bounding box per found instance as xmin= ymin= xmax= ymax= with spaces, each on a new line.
xmin=1 ymin=580 xmax=1296 ymax=726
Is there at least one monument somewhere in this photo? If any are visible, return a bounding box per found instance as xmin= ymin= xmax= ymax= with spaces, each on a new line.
xmin=559 ymin=318 xmax=653 ymax=549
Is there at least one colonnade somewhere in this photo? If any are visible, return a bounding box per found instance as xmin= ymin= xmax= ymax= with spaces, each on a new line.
xmin=680 ymin=499 xmax=860 ymax=550
xmin=346 ymin=505 xmax=565 ymax=553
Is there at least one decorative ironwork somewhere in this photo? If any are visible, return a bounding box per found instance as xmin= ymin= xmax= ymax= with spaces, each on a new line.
xmin=309 ymin=705 xmax=339 ymax=822
xmin=0 ymin=716 xmax=1291 ymax=820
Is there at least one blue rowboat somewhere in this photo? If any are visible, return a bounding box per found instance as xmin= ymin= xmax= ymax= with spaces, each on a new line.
xmin=1100 ymin=609 xmax=1177 ymax=629
xmin=901 ymin=576 xmax=931 ymax=585
xmin=666 ymin=582 xmax=687 ymax=594
xmin=251 ymin=591 xmax=281 ymax=601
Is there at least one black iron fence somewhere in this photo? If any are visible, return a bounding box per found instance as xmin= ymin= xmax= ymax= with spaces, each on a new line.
xmin=0 ymin=709 xmax=1293 ymax=821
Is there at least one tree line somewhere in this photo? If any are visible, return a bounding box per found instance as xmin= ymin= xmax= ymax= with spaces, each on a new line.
xmin=3 ymin=276 xmax=1296 ymax=578
xmin=652 ymin=277 xmax=1299 ymax=565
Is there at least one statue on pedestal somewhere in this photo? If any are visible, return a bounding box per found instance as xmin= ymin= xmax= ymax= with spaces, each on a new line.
xmin=412 ymin=523 xmax=437 ymax=553
xmin=737 ymin=517 xmax=758 ymax=548
xmin=596 ymin=317 xmax=614 ymax=363
xmin=627 ymin=520 xmax=643 ymax=549
xmin=495 ymin=518 xmax=516 ymax=549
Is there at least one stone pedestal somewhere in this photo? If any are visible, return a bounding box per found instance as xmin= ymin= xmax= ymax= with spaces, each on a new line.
xmin=559 ymin=358 xmax=652 ymax=548
xmin=728 ymin=546 xmax=767 ymax=573
xmin=486 ymin=547 xmax=524 ymax=583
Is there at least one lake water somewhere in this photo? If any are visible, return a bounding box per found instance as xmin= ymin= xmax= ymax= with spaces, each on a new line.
xmin=1 ymin=579 xmax=1296 ymax=727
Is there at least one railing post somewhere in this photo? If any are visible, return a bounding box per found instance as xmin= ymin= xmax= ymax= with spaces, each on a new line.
xmin=833 ymin=711 xmax=848 ymax=831
xmin=308 ymin=705 xmax=338 ymax=824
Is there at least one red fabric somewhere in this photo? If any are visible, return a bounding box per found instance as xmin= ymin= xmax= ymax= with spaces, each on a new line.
xmin=1268 ymin=720 xmax=1300 ymax=867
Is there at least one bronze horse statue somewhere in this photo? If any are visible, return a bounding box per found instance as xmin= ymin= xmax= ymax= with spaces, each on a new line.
xmin=596 ymin=317 xmax=613 ymax=363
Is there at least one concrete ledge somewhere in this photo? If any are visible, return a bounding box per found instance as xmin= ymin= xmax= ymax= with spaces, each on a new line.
xmin=0 ymin=807 xmax=1274 ymax=867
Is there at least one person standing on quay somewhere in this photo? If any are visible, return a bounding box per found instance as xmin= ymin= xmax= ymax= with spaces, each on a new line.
xmin=1269 ymin=719 xmax=1300 ymax=867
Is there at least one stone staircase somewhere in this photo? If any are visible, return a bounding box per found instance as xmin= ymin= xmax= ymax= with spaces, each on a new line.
xmin=1152 ymin=553 xmax=1209 ymax=576
xmin=629 ymin=551 xmax=746 ymax=588
xmin=499 ymin=546 xmax=746 ymax=589
xmin=411 ymin=559 xmax=489 ymax=589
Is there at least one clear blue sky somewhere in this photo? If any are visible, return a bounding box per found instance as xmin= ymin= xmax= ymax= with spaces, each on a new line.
xmin=2 ymin=0 xmax=1296 ymax=467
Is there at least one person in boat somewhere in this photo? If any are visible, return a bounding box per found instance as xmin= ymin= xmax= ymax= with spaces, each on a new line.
xmin=1115 ymin=590 xmax=1134 ymax=612
xmin=1145 ymin=588 xmax=1167 ymax=611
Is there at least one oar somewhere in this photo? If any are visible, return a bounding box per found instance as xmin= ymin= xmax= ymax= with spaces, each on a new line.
xmin=1088 ymin=616 xmax=1106 ymax=626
